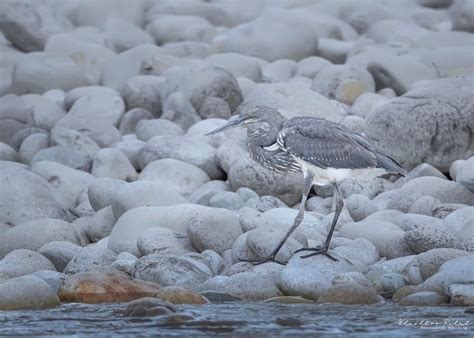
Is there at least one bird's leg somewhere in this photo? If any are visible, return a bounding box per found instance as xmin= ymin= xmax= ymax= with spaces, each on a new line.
xmin=240 ymin=172 xmax=314 ymax=265
xmin=294 ymin=181 xmax=343 ymax=261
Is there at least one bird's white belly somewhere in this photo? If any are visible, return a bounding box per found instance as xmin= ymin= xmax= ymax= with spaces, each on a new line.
xmin=295 ymin=158 xmax=387 ymax=186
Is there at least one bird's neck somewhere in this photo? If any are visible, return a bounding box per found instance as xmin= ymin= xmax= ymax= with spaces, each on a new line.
xmin=247 ymin=118 xmax=284 ymax=147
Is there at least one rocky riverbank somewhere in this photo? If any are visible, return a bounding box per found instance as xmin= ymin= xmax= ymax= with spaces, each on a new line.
xmin=0 ymin=0 xmax=473 ymax=314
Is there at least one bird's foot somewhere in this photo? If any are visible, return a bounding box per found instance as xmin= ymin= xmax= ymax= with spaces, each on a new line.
xmin=239 ymin=255 xmax=286 ymax=266
xmin=294 ymin=246 xmax=339 ymax=261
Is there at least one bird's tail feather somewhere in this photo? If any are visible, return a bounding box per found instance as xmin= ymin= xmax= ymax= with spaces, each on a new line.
xmin=375 ymin=152 xmax=406 ymax=176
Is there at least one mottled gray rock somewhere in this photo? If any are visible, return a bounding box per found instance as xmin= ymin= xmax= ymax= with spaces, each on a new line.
xmin=262 ymin=59 xmax=297 ymax=83
xmin=199 ymin=96 xmax=231 ymax=120
xmin=448 ymin=284 xmax=474 ymax=306
xmin=0 ymin=0 xmax=73 ymax=52
xmin=405 ymin=223 xmax=455 ymax=253
xmin=365 ymin=77 xmax=474 ymax=171
xmin=333 ymin=238 xmax=380 ymax=267
xmin=416 ymin=248 xmax=470 ymax=281
xmin=201 ymin=250 xmax=226 ymax=276
xmin=38 ymin=241 xmax=82 ymax=272
xmin=0 ymin=275 xmax=60 ymax=310
xmin=111 ymin=135 xmax=145 ymax=170
xmin=187 ymin=208 xmax=242 ymax=255
xmin=204 ymin=53 xmax=262 ymax=82
xmin=0 ymin=142 xmax=19 ymax=162
xmin=381 ymin=273 xmax=408 ymax=297
xmin=133 ymin=254 xmax=212 ymax=289
xmin=317 ymin=283 xmax=382 ymax=304
xmin=137 ymin=227 xmax=195 ymax=256
xmin=188 ymin=180 xmax=229 ymax=206
xmin=119 ymin=76 xmax=162 ymax=118
xmin=208 ymin=191 xmax=244 ymax=211
xmin=444 ymin=206 xmax=474 ymax=233
xmin=0 ymin=249 xmax=56 ymax=278
xmin=138 ymin=135 xmax=222 ymax=179
xmin=185 ymin=118 xmax=228 ymax=149
xmin=245 ymin=227 xmax=300 ymax=264
xmin=346 ymin=194 xmax=379 ymax=222
xmin=138 ymin=159 xmax=209 ymax=197
xmin=111 ymin=181 xmax=187 ymax=219
xmin=63 ymin=245 xmax=117 ymax=275
xmin=91 ymin=148 xmax=137 ymax=181
xmin=399 ymin=291 xmax=448 ymax=306
xmin=408 ymin=196 xmax=443 ymax=216
xmin=391 ymin=213 xmax=443 ymax=232
xmin=29 ymin=270 xmax=67 ymax=294
xmin=394 ymin=163 xmax=447 ymax=189
xmin=454 ymin=220 xmax=474 ymax=252
xmin=64 ymin=86 xmax=119 ymax=110
xmin=119 ymin=108 xmax=153 ymax=135
xmin=456 ymin=157 xmax=474 ymax=192
xmin=136 ymin=119 xmax=184 ymax=141
xmin=449 ymin=0 xmax=474 ymax=32
xmin=19 ymin=133 xmax=49 ymax=164
xmin=146 ymin=14 xmax=215 ymax=44
xmin=104 ymin=17 xmax=154 ymax=52
xmin=76 ymin=0 xmax=145 ymax=28
xmin=350 ymin=92 xmax=388 ymax=118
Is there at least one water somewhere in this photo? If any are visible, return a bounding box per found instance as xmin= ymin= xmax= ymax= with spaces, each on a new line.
xmin=1 ymin=302 xmax=472 ymax=336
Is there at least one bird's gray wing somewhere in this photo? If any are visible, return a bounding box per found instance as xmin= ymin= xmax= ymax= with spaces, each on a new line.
xmin=278 ymin=118 xmax=378 ymax=169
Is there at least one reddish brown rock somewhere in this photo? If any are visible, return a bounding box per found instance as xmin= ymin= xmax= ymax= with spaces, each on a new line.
xmin=59 ymin=270 xmax=161 ymax=303
xmin=154 ymin=286 xmax=209 ymax=304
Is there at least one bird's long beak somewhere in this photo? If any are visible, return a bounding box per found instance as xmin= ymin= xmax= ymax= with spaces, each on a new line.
xmin=205 ymin=114 xmax=249 ymax=136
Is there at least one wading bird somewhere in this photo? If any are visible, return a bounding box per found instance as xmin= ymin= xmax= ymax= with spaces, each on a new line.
xmin=206 ymin=106 xmax=405 ymax=265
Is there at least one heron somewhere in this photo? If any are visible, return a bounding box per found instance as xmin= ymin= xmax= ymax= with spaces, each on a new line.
xmin=206 ymin=106 xmax=405 ymax=265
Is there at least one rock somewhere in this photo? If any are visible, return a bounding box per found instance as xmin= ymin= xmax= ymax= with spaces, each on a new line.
xmin=119 ymin=108 xmax=153 ymax=135
xmin=333 ymin=238 xmax=380 ymax=267
xmin=416 ymin=248 xmax=469 ymax=281
xmin=405 ymin=223 xmax=455 ymax=253
xmin=19 ymin=133 xmax=49 ymax=164
xmin=449 ymin=0 xmax=474 ymax=32
xmin=161 ymin=41 xmax=212 ymax=58
xmin=58 ymin=270 xmax=161 ymax=303
xmin=154 ymin=286 xmax=209 ymax=305
xmin=111 ymin=181 xmax=187 ymax=219
xmin=444 ymin=206 xmax=474 ymax=233
xmin=76 ymin=0 xmax=145 ymax=28
xmin=187 ymin=208 xmax=242 ymax=255
xmin=120 ymin=76 xmax=164 ymax=117
xmin=339 ymin=221 xmax=414 ymax=259
xmin=63 ymin=245 xmax=117 ymax=275
xmin=38 ymin=241 xmax=82 ymax=272
xmin=201 ymin=250 xmax=226 ymax=276
xmin=136 ymin=119 xmax=184 ymax=141
xmin=137 ymin=227 xmax=195 ymax=256
xmin=237 ymin=82 xmax=346 ymax=122
xmin=448 ymin=284 xmax=474 ymax=306
xmin=0 ymin=276 xmax=60 ymax=310
xmin=331 ymin=271 xmax=373 ymax=288
xmin=138 ymin=159 xmax=209 ymax=197
xmin=312 ymin=65 xmax=375 ymax=105
xmin=386 ymin=177 xmax=474 ymax=213
xmin=109 ymin=205 xmax=214 ymax=255
xmin=346 ymin=194 xmax=378 ymax=222
xmin=31 ymin=99 xmax=67 ymax=131
xmin=340 ymin=115 xmax=366 ymax=134
xmin=317 ymin=283 xmax=382 ymax=304
xmin=146 ymin=14 xmax=215 ymax=44
xmin=208 ymin=191 xmax=244 ymax=211
xmin=399 ymin=291 xmax=448 ymax=306
xmin=132 ymin=254 xmax=212 ymax=288
xmin=408 ymin=196 xmax=443 ymax=216
xmin=87 ymin=177 xmax=127 ymax=211
xmin=350 ymin=93 xmax=387 ymax=118
xmin=200 ymin=291 xmax=241 ymax=302
xmin=214 ymin=10 xmax=319 ymax=61
xmin=161 ymin=92 xmax=202 ymax=130
xmin=85 ymin=206 xmax=116 ymax=242
xmin=204 ymin=53 xmax=262 ymax=82
xmin=123 ymin=297 xmax=176 ymax=316
xmin=111 ymin=136 xmax=145 ymax=170
xmin=9 ymin=52 xmax=93 ymax=95
xmin=138 ymin=135 xmax=222 ymax=179
xmin=0 ymin=219 xmax=79 ymax=258
xmin=29 ymin=270 xmax=67 ymax=294
xmin=418 ymin=0 xmax=454 ymax=7
xmin=0 ymin=249 xmax=56 ymax=279
xmin=381 ymin=273 xmax=408 ymax=297
xmin=391 ymin=213 xmax=443 ymax=232
xmin=56 ymin=94 xmax=124 ymax=147
xmin=104 ymin=17 xmax=154 ymax=52
xmin=365 ymin=77 xmax=474 ymax=172
xmin=296 ymin=56 xmax=331 ymax=78
xmin=262 ymin=59 xmax=297 ymax=83
xmin=456 ymin=157 xmax=474 ymax=192
xmin=454 ymin=220 xmax=474 ymax=251
xmin=277 ymin=252 xmax=356 ymax=300
xmin=188 ymin=180 xmax=229 ymax=205
xmin=91 ymin=148 xmax=137 ymax=181
xmin=417 ymin=255 xmax=474 ymax=294
xmin=0 ymin=0 xmax=73 ymax=52
xmin=199 ymin=96 xmax=231 ymax=120
xmin=0 ymin=142 xmax=18 ymax=161
xmin=186 ymin=118 xmax=228 ymax=148
xmin=31 ymin=160 xmax=95 ymax=209
xmin=198 ymin=264 xmax=284 ymax=301
xmin=64 ymin=86 xmax=119 ymax=110
xmin=394 ymin=163 xmax=447 ymax=189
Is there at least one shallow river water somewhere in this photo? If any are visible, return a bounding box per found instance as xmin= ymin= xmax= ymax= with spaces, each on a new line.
xmin=1 ymin=302 xmax=472 ymax=336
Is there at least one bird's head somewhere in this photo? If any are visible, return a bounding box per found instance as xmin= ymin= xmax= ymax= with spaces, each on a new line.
xmin=205 ymin=106 xmax=280 ymax=135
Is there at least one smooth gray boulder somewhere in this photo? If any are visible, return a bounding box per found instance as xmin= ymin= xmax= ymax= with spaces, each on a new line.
xmin=0 ymin=249 xmax=56 ymax=278
xmin=38 ymin=241 xmax=82 ymax=272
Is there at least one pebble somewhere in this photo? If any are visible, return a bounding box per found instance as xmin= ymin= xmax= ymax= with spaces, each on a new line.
xmin=38 ymin=241 xmax=83 ymax=272
xmin=63 ymin=245 xmax=117 ymax=275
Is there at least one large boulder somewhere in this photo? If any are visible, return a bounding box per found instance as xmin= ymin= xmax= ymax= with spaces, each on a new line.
xmin=0 ymin=166 xmax=72 ymax=226
xmin=0 ymin=249 xmax=56 ymax=278
xmin=365 ymin=77 xmax=474 ymax=172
